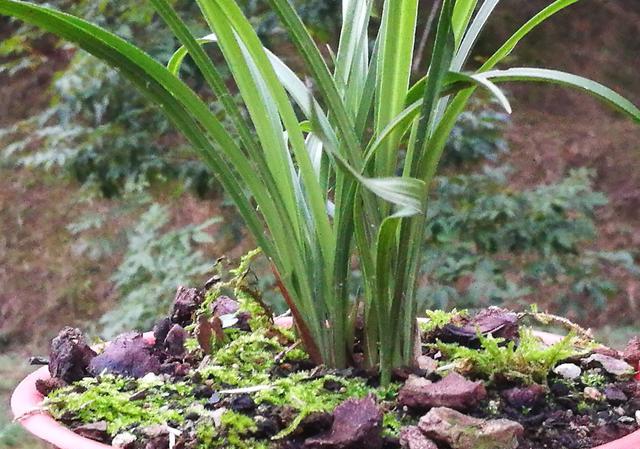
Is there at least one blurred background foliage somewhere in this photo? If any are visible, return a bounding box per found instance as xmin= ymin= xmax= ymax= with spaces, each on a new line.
xmin=1 ymin=1 xmax=640 ymax=446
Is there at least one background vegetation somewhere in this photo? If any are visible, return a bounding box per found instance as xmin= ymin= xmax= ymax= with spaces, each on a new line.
xmin=1 ymin=0 xmax=640 ymax=446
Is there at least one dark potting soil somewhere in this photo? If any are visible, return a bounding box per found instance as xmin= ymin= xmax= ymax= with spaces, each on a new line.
xmin=31 ymin=278 xmax=640 ymax=449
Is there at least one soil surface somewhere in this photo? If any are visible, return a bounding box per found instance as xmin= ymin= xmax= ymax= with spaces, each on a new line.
xmin=37 ymin=284 xmax=640 ymax=449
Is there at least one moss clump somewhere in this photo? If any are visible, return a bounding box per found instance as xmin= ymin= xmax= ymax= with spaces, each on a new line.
xmin=254 ymin=372 xmax=399 ymax=438
xmin=196 ymin=411 xmax=271 ymax=449
xmin=435 ymin=327 xmax=586 ymax=384
xmin=580 ymin=370 xmax=607 ymax=387
xmin=420 ymin=309 xmax=468 ymax=334
xmin=198 ymin=330 xmax=283 ymax=387
xmin=46 ymin=375 xmax=197 ymax=434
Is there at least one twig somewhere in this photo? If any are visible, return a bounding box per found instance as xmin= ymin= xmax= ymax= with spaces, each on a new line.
xmin=518 ymin=311 xmax=593 ymax=341
xmin=412 ymin=0 xmax=442 ymax=74
xmin=275 ymin=341 xmax=301 ymax=364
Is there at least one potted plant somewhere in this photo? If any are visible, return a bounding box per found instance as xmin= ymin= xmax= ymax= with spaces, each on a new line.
xmin=3 ymin=0 xmax=640 ymax=448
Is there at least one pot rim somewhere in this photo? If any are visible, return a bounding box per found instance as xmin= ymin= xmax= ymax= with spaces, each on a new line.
xmin=11 ymin=327 xmax=640 ymax=449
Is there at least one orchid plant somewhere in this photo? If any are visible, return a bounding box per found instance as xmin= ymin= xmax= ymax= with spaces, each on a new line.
xmin=1 ymin=0 xmax=638 ymax=384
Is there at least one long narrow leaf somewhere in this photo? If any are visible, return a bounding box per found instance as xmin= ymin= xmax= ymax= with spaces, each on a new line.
xmin=481 ymin=68 xmax=640 ymax=121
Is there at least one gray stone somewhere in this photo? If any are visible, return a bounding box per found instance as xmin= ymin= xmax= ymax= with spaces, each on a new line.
xmin=583 ymin=354 xmax=635 ymax=377
xmin=419 ymin=407 xmax=523 ymax=449
xmin=553 ymin=363 xmax=582 ymax=380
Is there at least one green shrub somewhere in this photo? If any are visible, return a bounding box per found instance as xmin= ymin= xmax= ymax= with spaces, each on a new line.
xmin=99 ymin=203 xmax=218 ymax=337
xmin=420 ymin=167 xmax=639 ymax=313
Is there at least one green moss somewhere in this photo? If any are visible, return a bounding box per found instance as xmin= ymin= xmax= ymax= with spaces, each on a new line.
xmin=46 ymin=375 xmax=196 ymax=434
xmin=382 ymin=412 xmax=402 ymax=438
xmin=254 ymin=372 xmax=397 ymax=439
xmin=420 ymin=309 xmax=467 ymax=333
xmin=197 ymin=412 xmax=269 ymax=449
xmin=435 ymin=327 xmax=586 ymax=384
xmin=580 ymin=371 xmax=606 ymax=388
xmin=199 ymin=330 xmax=282 ymax=387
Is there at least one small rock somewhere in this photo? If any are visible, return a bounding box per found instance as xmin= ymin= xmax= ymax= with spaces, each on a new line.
xmin=142 ymin=424 xmax=169 ymax=438
xmin=206 ymin=392 xmax=222 ymax=408
xmin=623 ymin=337 xmax=640 ymax=366
xmin=304 ymin=395 xmax=383 ymax=449
xmin=49 ymin=327 xmax=97 ymax=383
xmin=163 ymin=324 xmax=187 ymax=356
xmin=603 ymin=385 xmax=628 ymax=404
xmin=35 ymin=377 xmax=66 ymax=396
xmin=230 ymin=394 xmax=255 ymax=412
xmin=212 ymin=296 xmax=239 ymax=317
xmin=399 ymin=426 xmax=438 ymax=449
xmin=399 ymin=373 xmax=486 ymax=411
xmin=584 ymin=387 xmax=605 ymax=401
xmin=193 ymin=385 xmax=214 ymax=399
xmin=171 ymin=286 xmax=203 ymax=327
xmin=88 ymin=333 xmax=161 ymax=378
xmin=73 ymin=421 xmax=108 ymax=442
xmin=501 ymin=384 xmax=546 ymax=408
xmin=554 ymin=363 xmax=582 ymax=380
xmin=416 ymin=356 xmax=438 ymax=375
xmin=419 ymin=407 xmax=523 ymax=449
xmin=211 ymin=407 xmax=227 ymax=428
xmin=112 ymin=432 xmax=137 ymax=449
xmin=254 ymin=415 xmax=278 ymax=438
xmin=153 ymin=318 xmax=173 ymax=347
xmin=145 ymin=435 xmax=169 ymax=449
xmin=439 ymin=307 xmax=519 ymax=344
xmin=550 ymin=381 xmax=571 ymax=397
xmin=583 ymin=354 xmax=635 ymax=377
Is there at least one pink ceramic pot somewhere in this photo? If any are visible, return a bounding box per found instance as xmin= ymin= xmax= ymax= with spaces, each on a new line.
xmin=11 ymin=327 xmax=640 ymax=449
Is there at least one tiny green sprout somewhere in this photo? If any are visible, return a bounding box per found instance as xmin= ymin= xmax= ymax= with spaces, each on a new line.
xmin=576 ymin=401 xmax=591 ymax=414
xmin=581 ymin=371 xmax=607 ymax=388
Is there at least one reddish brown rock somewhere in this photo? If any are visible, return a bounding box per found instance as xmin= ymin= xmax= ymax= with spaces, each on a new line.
xmin=623 ymin=337 xmax=640 ymax=366
xmin=399 ymin=373 xmax=486 ymax=411
xmin=304 ymin=395 xmax=383 ymax=449
xmin=163 ymin=324 xmax=187 ymax=356
xmin=152 ymin=318 xmax=173 ymax=347
xmin=440 ymin=307 xmax=519 ymax=344
xmin=399 ymin=426 xmax=438 ymax=449
xmin=35 ymin=377 xmax=66 ymax=396
xmin=171 ymin=286 xmax=203 ymax=326
xmin=501 ymin=384 xmax=546 ymax=408
xmin=211 ymin=295 xmax=239 ymax=317
xmin=88 ymin=333 xmax=160 ymax=378
xmin=73 ymin=421 xmax=109 ymax=442
xmin=419 ymin=407 xmax=523 ymax=449
xmin=49 ymin=327 xmax=97 ymax=383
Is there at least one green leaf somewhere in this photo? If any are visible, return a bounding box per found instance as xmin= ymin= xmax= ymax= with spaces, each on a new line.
xmin=375 ymin=0 xmax=419 ymax=175
xmin=481 ymin=68 xmax=640 ymax=122
xmin=451 ymin=0 xmax=478 ymax=48
xmin=451 ymin=0 xmax=499 ymax=70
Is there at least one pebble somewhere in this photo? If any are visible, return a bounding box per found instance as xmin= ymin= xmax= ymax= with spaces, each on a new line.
xmin=112 ymin=432 xmax=137 ymax=449
xmin=584 ymin=387 xmax=604 ymax=401
xmin=553 ymin=363 xmax=582 ymax=380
